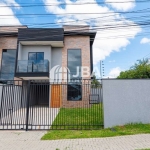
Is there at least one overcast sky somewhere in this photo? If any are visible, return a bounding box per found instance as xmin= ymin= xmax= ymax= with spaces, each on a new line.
xmin=0 ymin=0 xmax=150 ymax=78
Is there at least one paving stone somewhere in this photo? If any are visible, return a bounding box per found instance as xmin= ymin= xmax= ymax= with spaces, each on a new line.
xmin=0 ymin=131 xmax=150 ymax=150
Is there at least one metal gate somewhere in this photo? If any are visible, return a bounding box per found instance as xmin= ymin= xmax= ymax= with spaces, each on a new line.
xmin=0 ymin=80 xmax=103 ymax=130
xmin=0 ymin=80 xmax=28 ymax=130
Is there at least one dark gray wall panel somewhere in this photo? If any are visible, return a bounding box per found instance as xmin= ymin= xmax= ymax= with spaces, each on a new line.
xmin=18 ymin=28 xmax=64 ymax=41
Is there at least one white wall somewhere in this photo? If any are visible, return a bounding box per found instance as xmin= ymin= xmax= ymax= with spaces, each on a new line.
xmin=18 ymin=43 xmax=22 ymax=60
xmin=103 ymin=79 xmax=150 ymax=128
xmin=18 ymin=45 xmax=51 ymax=74
xmin=21 ymin=45 xmax=51 ymax=62
xmin=51 ymin=47 xmax=62 ymax=68
xmin=50 ymin=47 xmax=63 ymax=82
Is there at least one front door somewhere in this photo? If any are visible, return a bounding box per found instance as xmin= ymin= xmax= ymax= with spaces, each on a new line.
xmin=51 ymin=85 xmax=61 ymax=108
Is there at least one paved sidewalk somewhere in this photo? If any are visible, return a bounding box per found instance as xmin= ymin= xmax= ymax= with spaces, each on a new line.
xmin=0 ymin=131 xmax=150 ymax=150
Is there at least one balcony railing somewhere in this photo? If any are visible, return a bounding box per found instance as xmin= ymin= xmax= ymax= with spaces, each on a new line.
xmin=16 ymin=60 xmax=49 ymax=73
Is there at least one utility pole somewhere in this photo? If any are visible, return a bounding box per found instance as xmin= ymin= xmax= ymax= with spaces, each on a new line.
xmin=100 ymin=60 xmax=102 ymax=79
xmin=100 ymin=60 xmax=104 ymax=79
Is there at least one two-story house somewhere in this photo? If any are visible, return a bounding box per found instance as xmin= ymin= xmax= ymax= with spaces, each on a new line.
xmin=0 ymin=25 xmax=96 ymax=108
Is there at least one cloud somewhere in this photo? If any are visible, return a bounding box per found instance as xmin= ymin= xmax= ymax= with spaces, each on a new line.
xmin=43 ymin=0 xmax=141 ymax=65
xmin=105 ymin=0 xmax=135 ymax=11
xmin=0 ymin=1 xmax=21 ymax=25
xmin=1 ymin=0 xmax=20 ymax=8
xmin=109 ymin=60 xmax=116 ymax=63
xmin=140 ymin=38 xmax=150 ymax=44
xmin=108 ymin=67 xmax=121 ymax=78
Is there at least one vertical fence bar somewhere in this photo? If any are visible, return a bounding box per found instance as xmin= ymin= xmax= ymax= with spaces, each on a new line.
xmin=0 ymin=79 xmax=103 ymax=130
xmin=0 ymin=84 xmax=4 ymax=128
xmin=26 ymin=80 xmax=31 ymax=131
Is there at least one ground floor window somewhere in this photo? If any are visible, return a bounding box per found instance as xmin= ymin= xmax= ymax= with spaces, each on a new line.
xmin=67 ymin=84 xmax=82 ymax=101
xmin=67 ymin=49 xmax=82 ymax=101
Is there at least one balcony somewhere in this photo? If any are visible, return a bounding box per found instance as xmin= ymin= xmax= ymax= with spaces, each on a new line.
xmin=15 ymin=60 xmax=49 ymax=78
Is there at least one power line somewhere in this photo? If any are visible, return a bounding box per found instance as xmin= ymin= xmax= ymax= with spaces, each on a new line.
xmin=10 ymin=14 xmax=150 ymax=27
xmin=0 ymin=8 xmax=150 ymax=16
xmin=142 ymin=53 xmax=150 ymax=59
xmin=0 ymin=13 xmax=149 ymax=29
xmin=1 ymin=19 xmax=150 ymax=39
xmin=0 ymin=8 xmax=150 ymax=20
xmin=0 ymin=0 xmax=148 ymax=7
xmin=0 ymin=13 xmax=149 ymax=27
xmin=2 ymin=0 xmax=146 ymax=3
xmin=0 ymin=26 xmax=149 ymax=40
xmin=0 ymin=23 xmax=141 ymax=31
xmin=1 ymin=30 xmax=150 ymax=41
xmin=0 ymin=20 xmax=147 ymax=32
xmin=0 ymin=16 xmax=149 ymax=31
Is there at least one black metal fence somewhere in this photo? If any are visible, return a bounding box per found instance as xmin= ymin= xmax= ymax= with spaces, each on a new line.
xmin=0 ymin=80 xmax=27 ymax=130
xmin=0 ymin=80 xmax=103 ymax=130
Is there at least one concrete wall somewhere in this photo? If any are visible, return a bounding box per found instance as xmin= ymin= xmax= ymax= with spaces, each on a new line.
xmin=103 ymin=79 xmax=150 ymax=128
xmin=50 ymin=48 xmax=62 ymax=83
xmin=51 ymin=47 xmax=62 ymax=68
xmin=18 ymin=43 xmax=22 ymax=60
xmin=91 ymin=88 xmax=102 ymax=102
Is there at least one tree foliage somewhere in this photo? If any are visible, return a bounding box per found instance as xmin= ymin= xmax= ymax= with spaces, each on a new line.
xmin=91 ymin=75 xmax=101 ymax=88
xmin=117 ymin=59 xmax=150 ymax=79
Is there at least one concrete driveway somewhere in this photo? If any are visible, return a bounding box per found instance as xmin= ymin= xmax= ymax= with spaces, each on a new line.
xmin=0 ymin=107 xmax=60 ymax=130
xmin=0 ymin=131 xmax=150 ymax=150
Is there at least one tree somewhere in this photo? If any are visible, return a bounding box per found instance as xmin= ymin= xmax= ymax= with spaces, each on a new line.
xmin=117 ymin=59 xmax=150 ymax=79
xmin=91 ymin=75 xmax=101 ymax=88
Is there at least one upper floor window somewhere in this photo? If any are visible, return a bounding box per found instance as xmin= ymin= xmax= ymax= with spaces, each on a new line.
xmin=28 ymin=52 xmax=44 ymax=72
xmin=0 ymin=49 xmax=16 ymax=80
xmin=67 ymin=49 xmax=81 ymax=80
xmin=28 ymin=52 xmax=44 ymax=62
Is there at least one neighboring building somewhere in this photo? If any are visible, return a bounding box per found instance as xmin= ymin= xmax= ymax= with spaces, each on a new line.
xmin=0 ymin=25 xmax=96 ymax=108
xmin=0 ymin=26 xmax=27 ymax=80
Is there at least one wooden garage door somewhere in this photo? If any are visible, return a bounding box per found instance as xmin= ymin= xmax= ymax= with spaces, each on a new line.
xmin=51 ymin=85 xmax=61 ymax=108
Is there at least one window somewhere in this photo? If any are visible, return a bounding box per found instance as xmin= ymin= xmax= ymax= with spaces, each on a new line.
xmin=67 ymin=49 xmax=81 ymax=79
xmin=28 ymin=52 xmax=44 ymax=72
xmin=67 ymin=84 xmax=82 ymax=100
xmin=28 ymin=52 xmax=44 ymax=62
xmin=0 ymin=49 xmax=16 ymax=80
xmin=67 ymin=49 xmax=82 ymax=101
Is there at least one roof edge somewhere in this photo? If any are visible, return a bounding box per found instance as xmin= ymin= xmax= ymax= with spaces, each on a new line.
xmin=64 ymin=31 xmax=96 ymax=45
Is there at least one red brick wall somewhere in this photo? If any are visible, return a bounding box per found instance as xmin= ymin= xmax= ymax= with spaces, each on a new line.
xmin=61 ymin=35 xmax=91 ymax=108
xmin=0 ymin=36 xmax=18 ymax=68
xmin=0 ymin=26 xmax=27 ymax=64
xmin=63 ymin=25 xmax=89 ymax=32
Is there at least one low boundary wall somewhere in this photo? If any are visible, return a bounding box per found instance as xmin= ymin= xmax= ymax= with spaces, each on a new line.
xmin=103 ymin=79 xmax=150 ymax=128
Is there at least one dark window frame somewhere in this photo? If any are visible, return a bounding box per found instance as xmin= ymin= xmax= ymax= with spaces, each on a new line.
xmin=0 ymin=49 xmax=16 ymax=80
xmin=28 ymin=52 xmax=44 ymax=61
xmin=67 ymin=49 xmax=82 ymax=80
xmin=67 ymin=84 xmax=82 ymax=101
xmin=27 ymin=52 xmax=45 ymax=73
xmin=67 ymin=49 xmax=82 ymax=101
